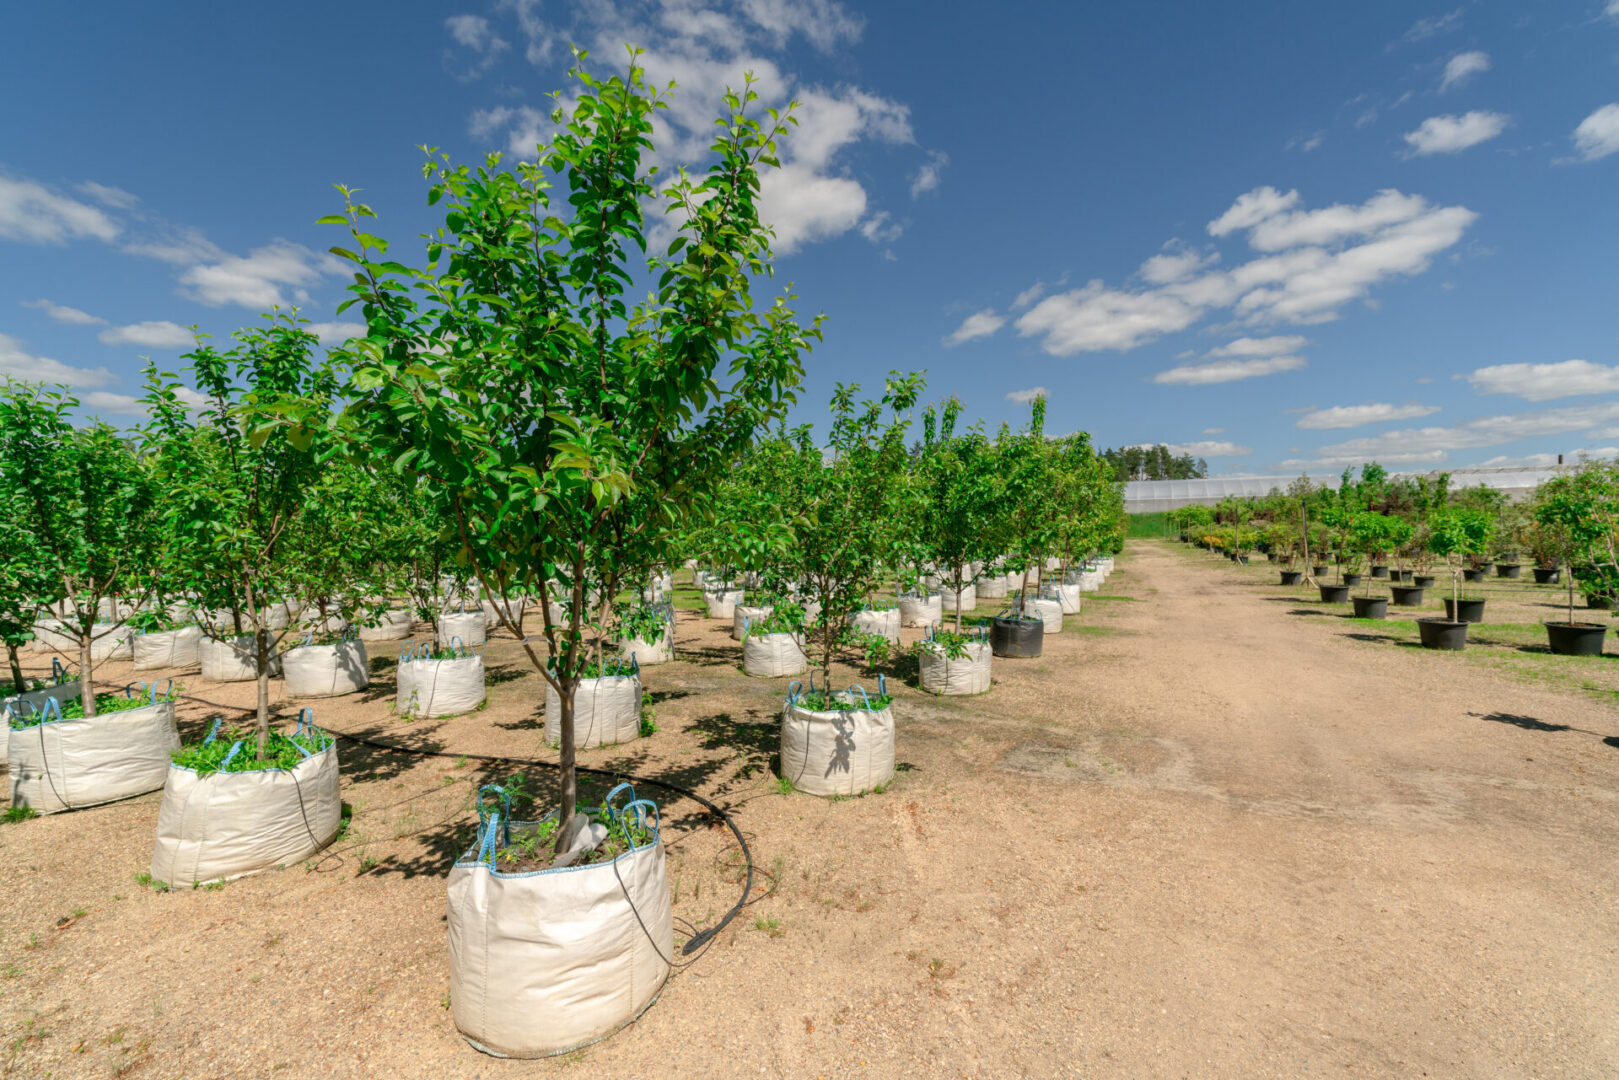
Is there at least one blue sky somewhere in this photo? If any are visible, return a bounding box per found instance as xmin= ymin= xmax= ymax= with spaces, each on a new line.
xmin=3 ymin=1 xmax=1618 ymax=476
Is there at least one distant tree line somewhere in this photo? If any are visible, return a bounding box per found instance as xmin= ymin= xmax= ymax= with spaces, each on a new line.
xmin=1102 ymin=444 xmax=1208 ymax=482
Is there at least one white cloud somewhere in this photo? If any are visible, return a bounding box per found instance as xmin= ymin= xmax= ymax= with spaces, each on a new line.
xmin=1139 ymin=246 xmax=1217 ymax=284
xmin=177 ymin=242 xmax=341 ymax=308
xmin=1440 ymin=51 xmax=1490 ymax=91
xmin=78 ymin=391 xmax=143 ymax=415
xmin=1402 ymin=111 xmax=1509 ymax=156
xmin=1286 ymin=131 xmax=1325 ymax=152
xmin=1207 ymin=187 xmax=1300 ymax=237
xmin=857 ymin=210 xmax=901 ymax=244
xmin=0 ymin=175 xmax=121 ymax=245
xmin=1153 ymin=355 xmax=1307 ymax=386
xmin=1158 ymin=440 xmax=1251 ymax=457
xmin=0 ymin=333 xmax=116 ymax=387
xmin=1010 ymin=282 xmax=1046 ymax=310
xmin=1395 ymin=8 xmax=1463 ymax=47
xmin=1202 ymin=427 xmax=1226 ymax=435
xmin=121 ymin=224 xmax=225 ymax=266
xmin=306 ymin=321 xmax=366 ymax=346
xmin=444 ymin=14 xmax=509 ymax=79
xmin=738 ymin=0 xmax=865 ymax=51
xmin=1466 ymin=359 xmax=1619 ymax=401
xmin=75 ymin=181 xmax=139 ymax=210
xmin=21 ymin=299 xmax=105 ymax=326
xmin=97 ymin=321 xmax=194 ymax=348
xmin=1295 ymin=401 xmax=1619 ymax=465
xmin=943 ymin=309 xmax=1006 ymax=347
xmin=1572 ymin=103 xmax=1619 ymax=162
xmin=1005 ymin=386 xmax=1047 ymax=404
xmin=910 ymin=150 xmax=947 ymax=198
xmin=1208 ymin=335 xmax=1309 ymax=357
xmin=1016 ymin=283 xmax=1200 ymax=354
xmin=1295 ymin=402 xmax=1441 ymax=429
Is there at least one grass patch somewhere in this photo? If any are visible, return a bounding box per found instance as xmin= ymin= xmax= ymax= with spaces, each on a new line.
xmin=3 ymin=806 xmax=37 ymax=824
xmin=172 ymin=730 xmax=331 ymax=775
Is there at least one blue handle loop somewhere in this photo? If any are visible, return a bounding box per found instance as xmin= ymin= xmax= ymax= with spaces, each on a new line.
xmin=449 ymin=635 xmax=465 ymax=656
xmin=293 ymin=707 xmax=316 ymax=738
xmin=877 ymin=673 xmax=887 ymax=699
xmin=807 ymin=670 xmax=817 ymax=696
xmin=603 ymin=782 xmax=636 ymax=818
xmin=622 ymin=798 xmax=660 ymax=841
xmin=399 ymin=644 xmax=415 ymax=665
xmin=298 ymin=632 xmax=314 ymax=648
xmin=476 ymin=809 xmax=504 ymax=868
xmin=4 ymin=701 xmax=31 ymax=725
xmin=628 ymin=654 xmax=640 ymax=678
xmin=122 ymin=680 xmax=148 ymax=700
xmin=785 ymin=679 xmax=801 ymax=705
xmin=848 ymin=684 xmax=872 ymax=711
xmin=50 ymin=657 xmax=66 ymax=681
xmin=221 ymin=740 xmax=245 ymax=770
xmin=474 ymin=784 xmax=513 ymax=851
xmin=149 ymin=678 xmax=174 ymax=702
xmin=40 ymin=697 xmax=62 ymax=724
xmin=203 ymin=717 xmax=223 ymax=743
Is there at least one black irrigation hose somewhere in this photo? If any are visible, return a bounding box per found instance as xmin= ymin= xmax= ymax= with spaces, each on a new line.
xmin=323 ymin=725 xmax=752 ymax=957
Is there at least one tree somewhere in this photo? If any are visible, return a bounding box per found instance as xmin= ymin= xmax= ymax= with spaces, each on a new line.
xmin=315 ymin=52 xmax=815 ymax=852
xmin=1534 ymin=468 xmax=1617 ymax=625
xmin=914 ymin=397 xmax=1006 ymax=631
xmin=142 ymin=313 xmax=339 ymax=756
xmin=0 ymin=473 xmax=59 ymax=694
xmin=0 ymin=382 xmax=157 ymax=716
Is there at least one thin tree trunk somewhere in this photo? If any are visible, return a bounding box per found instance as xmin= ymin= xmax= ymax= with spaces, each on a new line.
xmin=79 ymin=626 xmax=96 ymax=717
xmin=255 ymin=625 xmax=271 ymax=759
xmin=8 ymin=643 xmax=25 ymax=695
xmin=953 ymin=569 xmax=963 ymax=632
xmin=556 ymin=682 xmax=577 ymax=855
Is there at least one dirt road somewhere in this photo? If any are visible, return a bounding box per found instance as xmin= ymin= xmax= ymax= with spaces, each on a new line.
xmin=3 ymin=540 xmax=1616 ymax=1078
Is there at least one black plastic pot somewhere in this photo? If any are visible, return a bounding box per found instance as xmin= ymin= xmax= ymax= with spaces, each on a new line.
xmin=1495 ymin=563 xmax=1521 ymax=579
xmin=1351 ymin=596 xmax=1388 ymax=619
xmin=1318 ymin=584 xmax=1350 ymax=603
xmin=1311 ymin=565 xmax=1328 ymax=577
xmin=1443 ymin=597 xmax=1486 ymax=623
xmin=1342 ymin=572 xmax=1362 ymax=586
xmin=1587 ymin=595 xmax=1613 ymax=611
xmin=1413 ymin=575 xmax=1436 ymax=588
xmin=1279 ymin=570 xmax=1303 ymax=586
xmin=1418 ymin=617 xmax=1468 ymax=651
xmin=1389 ymin=569 xmax=1412 ymax=583
xmin=1370 ymin=565 xmax=1389 ymax=579
xmin=1463 ymin=568 xmax=1484 ymax=583
xmin=1533 ymin=567 xmax=1560 ymax=585
xmin=990 ymin=616 xmax=1044 ymax=658
xmin=1545 ymin=621 xmax=1607 ymax=656
xmin=1267 ymin=552 xmax=1278 ymax=563
xmin=1235 ymin=555 xmax=1249 ymax=565
xmin=1390 ymin=585 xmax=1425 ymax=606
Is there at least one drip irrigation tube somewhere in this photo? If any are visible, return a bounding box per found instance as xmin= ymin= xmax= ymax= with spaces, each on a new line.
xmin=323 ymin=724 xmax=751 ymax=956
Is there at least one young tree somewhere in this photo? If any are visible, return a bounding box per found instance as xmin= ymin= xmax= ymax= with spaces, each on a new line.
xmin=914 ymin=398 xmax=1006 ymax=631
xmin=1428 ymin=508 xmax=1492 ymax=613
xmin=315 ymin=52 xmax=815 ymax=852
xmin=0 ymin=382 xmax=158 ymax=715
xmin=0 ymin=476 xmax=60 ymax=694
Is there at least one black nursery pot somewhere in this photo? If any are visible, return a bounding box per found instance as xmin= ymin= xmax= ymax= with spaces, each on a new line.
xmin=990 ymin=616 xmax=1044 ymax=658
xmin=1495 ymin=563 xmax=1521 ymax=579
xmin=1279 ymin=570 xmax=1303 ymax=586
xmin=1351 ymin=596 xmax=1388 ymax=619
xmin=1462 ymin=568 xmax=1484 ymax=583
xmin=1267 ymin=552 xmax=1278 ymax=563
xmin=1533 ymin=567 xmax=1561 ymax=585
xmin=1370 ymin=565 xmax=1389 ymax=579
xmin=1390 ymin=585 xmax=1426 ymax=606
xmin=1318 ymin=584 xmax=1351 ymax=603
xmin=1413 ymin=575 xmax=1436 ymax=588
xmin=1418 ymin=617 xmax=1468 ymax=651
xmin=1389 ymin=569 xmax=1412 ymax=583
xmin=1236 ymin=555 xmax=1249 ymax=565
xmin=1311 ymin=565 xmax=1328 ymax=577
xmin=1443 ymin=597 xmax=1486 ymax=623
xmin=1342 ymin=572 xmax=1362 ymax=586
xmin=1545 ymin=621 xmax=1607 ymax=656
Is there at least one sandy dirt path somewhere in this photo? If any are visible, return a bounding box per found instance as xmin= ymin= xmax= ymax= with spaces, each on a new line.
xmin=2 ymin=540 xmax=1616 ymax=1079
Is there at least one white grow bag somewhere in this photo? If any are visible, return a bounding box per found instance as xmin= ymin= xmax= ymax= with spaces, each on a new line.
xmin=545 ymin=668 xmax=642 ymax=750
xmin=732 ymin=605 xmax=771 ymax=641
xmin=6 ymin=689 xmax=179 ymax=814
xmin=780 ymin=682 xmax=896 ymax=797
xmin=898 ymin=594 xmax=942 ymax=628
xmin=0 ymin=659 xmax=81 ymax=716
xmin=848 ymin=607 xmax=901 ymax=643
xmin=198 ymin=635 xmax=280 ymax=682
xmin=133 ymin=626 xmax=203 ymax=670
xmin=1024 ymin=598 xmax=1063 ymax=633
xmin=149 ymin=715 xmax=341 ymax=886
xmin=359 ymin=609 xmax=415 ymax=642
xmin=918 ymin=639 xmax=992 ymax=696
xmin=743 ymin=631 xmax=807 ymax=677
xmin=976 ymin=574 xmax=1010 ymax=599
xmin=704 ymin=588 xmax=742 ymax=620
xmin=940 ymin=583 xmax=978 ymax=613
xmin=447 ymin=784 xmax=672 ymax=1058
xmin=437 ymin=610 xmax=486 ymax=649
xmin=1054 ymin=583 xmax=1083 ymax=615
xmin=283 ymin=637 xmax=370 ymax=698
xmin=619 ymin=617 xmax=674 ymax=665
xmin=398 ymin=644 xmax=486 ymax=718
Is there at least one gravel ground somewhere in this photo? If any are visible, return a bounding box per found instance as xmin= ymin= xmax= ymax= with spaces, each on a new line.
xmin=2 ymin=541 xmax=1616 ymax=1078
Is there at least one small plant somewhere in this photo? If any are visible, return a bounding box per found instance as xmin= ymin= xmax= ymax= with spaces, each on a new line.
xmin=172 ymin=725 xmax=331 ymax=775
xmin=752 ymin=916 xmax=784 ymax=938
xmin=773 ymin=775 xmax=795 ymax=795
xmin=638 ymin=692 xmax=658 ymax=738
xmin=133 ymin=872 xmax=170 ymax=892
xmin=3 ymin=806 xmax=37 ymax=824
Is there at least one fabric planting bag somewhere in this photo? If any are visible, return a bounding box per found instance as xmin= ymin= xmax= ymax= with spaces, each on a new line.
xmin=619 ymin=610 xmax=675 ymax=665
xmin=940 ymin=583 xmax=977 ymax=613
xmin=437 ymin=609 xmax=487 ymax=649
xmin=1054 ymin=583 xmax=1082 ymax=615
xmin=397 ymin=641 xmax=487 ymax=718
xmin=198 ymin=634 xmax=281 ymax=682
xmin=917 ymin=632 xmax=993 ymax=696
xmin=976 ymin=573 xmax=1010 ymax=600
xmin=133 ymin=625 xmax=203 ymax=670
xmin=898 ymin=593 xmax=942 ymax=628
xmin=359 ymin=608 xmax=415 ymax=642
xmin=704 ymin=588 xmax=742 ymax=620
xmin=0 ymin=659 xmax=81 ymax=716
xmin=149 ymin=711 xmax=341 ymax=886
xmin=545 ymin=661 xmax=642 ymax=750
xmin=779 ymin=678 xmax=896 ymax=797
xmin=282 ymin=634 xmax=370 ymax=698
xmin=1024 ymin=597 xmax=1063 ymax=633
xmin=848 ymin=607 xmax=901 ymax=643
xmin=87 ymin=623 xmax=133 ymax=662
xmin=732 ymin=604 xmax=772 ymax=641
xmin=743 ymin=628 xmax=808 ymax=677
xmin=447 ymin=783 xmax=672 ymax=1058
xmin=7 ymin=681 xmax=180 ymax=814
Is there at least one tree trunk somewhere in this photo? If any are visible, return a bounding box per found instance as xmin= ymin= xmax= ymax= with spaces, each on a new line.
xmin=555 ymin=679 xmax=577 ymax=856
xmin=255 ymin=625 xmax=271 ymax=760
xmin=79 ymin=626 xmax=96 ymax=717
xmin=952 ymin=569 xmax=963 ymax=632
xmin=7 ymin=643 xmax=25 ymax=695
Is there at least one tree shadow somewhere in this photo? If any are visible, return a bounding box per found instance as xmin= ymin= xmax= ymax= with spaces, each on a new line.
xmin=1287 ymin=609 xmax=1330 ymax=617
xmin=1605 ymin=736 xmax=1619 ymax=751
xmin=1474 ymin=711 xmax=1572 ymax=733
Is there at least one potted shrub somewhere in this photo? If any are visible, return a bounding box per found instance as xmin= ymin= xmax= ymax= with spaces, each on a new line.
xmin=150 ymin=709 xmax=341 ymax=885
xmin=618 ymin=602 xmax=675 ymax=665
xmin=915 ymin=627 xmax=992 ymax=695
xmin=283 ymin=628 xmax=370 ymax=699
xmin=7 ymin=680 xmax=181 ymax=815
xmin=780 ymin=678 xmax=896 ymax=794
xmin=1432 ymin=508 xmax=1491 ymax=624
xmin=989 ymin=610 xmax=1044 ymax=658
xmin=741 ymin=600 xmax=809 ymax=678
xmin=1534 ymin=470 xmax=1610 ymax=656
xmin=397 ymin=639 xmax=486 ymax=718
